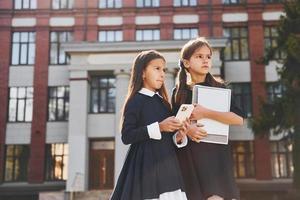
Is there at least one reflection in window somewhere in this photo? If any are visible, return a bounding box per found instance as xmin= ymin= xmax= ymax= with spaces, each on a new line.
xmin=173 ymin=0 xmax=197 ymax=6
xmin=52 ymin=0 xmax=74 ymax=9
xmin=136 ymin=29 xmax=160 ymax=41
xmin=173 ymin=28 xmax=198 ymax=40
xmin=229 ymin=83 xmax=252 ymax=118
xmin=11 ymin=32 xmax=36 ymax=65
xmin=50 ymin=32 xmax=73 ymax=65
xmin=48 ymin=86 xmax=69 ymax=121
xmin=264 ymin=26 xmax=285 ymax=59
xmin=45 ymin=143 xmax=68 ymax=180
xmin=231 ymin=141 xmax=255 ymax=178
xmin=5 ymin=145 xmax=30 ymax=182
xmin=271 ymin=141 xmax=293 ymax=178
xmin=90 ymin=76 xmax=116 ymax=113
xmin=8 ymin=87 xmax=33 ymax=122
xmin=136 ymin=0 xmax=159 ymax=7
xmin=99 ymin=0 xmax=122 ymax=8
xmin=14 ymin=0 xmax=37 ymax=9
xmin=223 ymin=27 xmax=249 ymax=61
xmin=98 ymin=30 xmax=123 ymax=42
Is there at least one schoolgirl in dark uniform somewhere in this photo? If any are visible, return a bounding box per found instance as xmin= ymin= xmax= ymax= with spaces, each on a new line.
xmin=172 ymin=38 xmax=245 ymax=200
xmin=110 ymin=50 xmax=188 ymax=200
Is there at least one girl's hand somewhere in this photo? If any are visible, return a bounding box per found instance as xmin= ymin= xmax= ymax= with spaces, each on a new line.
xmin=176 ymin=118 xmax=190 ymax=142
xmin=159 ymin=116 xmax=182 ymax=132
xmin=190 ymin=104 xmax=210 ymax=121
xmin=186 ymin=123 xmax=207 ymax=143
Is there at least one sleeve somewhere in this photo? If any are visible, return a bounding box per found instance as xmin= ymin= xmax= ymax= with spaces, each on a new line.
xmin=121 ymin=98 xmax=161 ymax=145
xmin=172 ymin=132 xmax=188 ymax=148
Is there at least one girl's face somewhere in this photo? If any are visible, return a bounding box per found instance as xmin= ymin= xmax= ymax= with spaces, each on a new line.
xmin=184 ymin=45 xmax=212 ymax=77
xmin=142 ymin=58 xmax=166 ymax=92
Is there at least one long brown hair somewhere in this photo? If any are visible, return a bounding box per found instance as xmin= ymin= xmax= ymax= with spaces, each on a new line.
xmin=121 ymin=50 xmax=171 ymax=120
xmin=174 ymin=37 xmax=224 ymax=105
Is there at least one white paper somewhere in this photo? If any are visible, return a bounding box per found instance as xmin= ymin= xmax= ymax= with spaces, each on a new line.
xmin=192 ymin=85 xmax=231 ymax=144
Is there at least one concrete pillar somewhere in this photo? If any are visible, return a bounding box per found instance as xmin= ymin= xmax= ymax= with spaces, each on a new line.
xmin=165 ymin=68 xmax=176 ymax=99
xmin=114 ymin=69 xmax=130 ymax=184
xmin=66 ymin=70 xmax=90 ymax=191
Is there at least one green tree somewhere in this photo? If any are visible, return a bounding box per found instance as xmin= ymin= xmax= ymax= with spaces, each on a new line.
xmin=251 ymin=0 xmax=300 ymax=193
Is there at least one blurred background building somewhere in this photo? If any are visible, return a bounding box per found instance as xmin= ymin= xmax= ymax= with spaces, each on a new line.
xmin=0 ymin=0 xmax=291 ymax=200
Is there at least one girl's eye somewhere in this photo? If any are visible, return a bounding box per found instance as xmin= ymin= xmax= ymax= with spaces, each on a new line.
xmin=163 ymin=68 xmax=167 ymax=72
xmin=207 ymin=55 xmax=211 ymax=59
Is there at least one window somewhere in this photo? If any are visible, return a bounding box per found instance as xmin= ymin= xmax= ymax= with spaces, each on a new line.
xmin=90 ymin=76 xmax=116 ymax=113
xmin=50 ymin=32 xmax=73 ymax=65
xmin=45 ymin=143 xmax=68 ymax=181
xmin=14 ymin=0 xmax=37 ymax=9
xmin=267 ymin=82 xmax=284 ymax=102
xmin=223 ymin=27 xmax=249 ymax=60
xmin=98 ymin=30 xmax=123 ymax=42
xmin=48 ymin=86 xmax=69 ymax=121
xmin=231 ymin=141 xmax=255 ymax=178
xmin=136 ymin=0 xmax=159 ymax=7
xmin=99 ymin=0 xmax=122 ymax=8
xmin=173 ymin=0 xmax=197 ymax=6
xmin=136 ymin=29 xmax=160 ymax=41
xmin=229 ymin=83 xmax=252 ymax=117
xmin=4 ymin=145 xmax=30 ymax=182
xmin=271 ymin=141 xmax=293 ymax=178
xmin=11 ymin=32 xmax=36 ymax=65
xmin=52 ymin=0 xmax=74 ymax=9
xmin=173 ymin=28 xmax=198 ymax=40
xmin=263 ymin=0 xmax=282 ymax=3
xmin=223 ymin=0 xmax=246 ymax=4
xmin=8 ymin=87 xmax=33 ymax=122
xmin=264 ymin=26 xmax=285 ymax=59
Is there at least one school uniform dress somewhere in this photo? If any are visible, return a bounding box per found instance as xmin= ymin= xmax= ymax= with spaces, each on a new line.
xmin=172 ymin=81 xmax=244 ymax=200
xmin=110 ymin=88 xmax=188 ymax=200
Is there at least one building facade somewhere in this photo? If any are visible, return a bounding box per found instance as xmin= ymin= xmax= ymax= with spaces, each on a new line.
xmin=0 ymin=0 xmax=292 ymax=199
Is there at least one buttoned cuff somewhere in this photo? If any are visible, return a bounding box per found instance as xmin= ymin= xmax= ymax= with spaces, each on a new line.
xmin=173 ymin=132 xmax=188 ymax=148
xmin=147 ymin=122 xmax=162 ymax=140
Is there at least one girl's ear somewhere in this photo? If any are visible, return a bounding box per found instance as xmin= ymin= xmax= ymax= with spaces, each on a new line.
xmin=142 ymin=71 xmax=146 ymax=80
xmin=183 ymin=59 xmax=190 ymax=69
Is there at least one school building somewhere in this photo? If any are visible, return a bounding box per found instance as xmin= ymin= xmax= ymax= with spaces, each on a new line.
xmin=0 ymin=0 xmax=292 ymax=199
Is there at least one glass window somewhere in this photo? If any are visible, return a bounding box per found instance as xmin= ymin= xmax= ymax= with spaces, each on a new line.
xmin=4 ymin=145 xmax=30 ymax=182
xmin=231 ymin=141 xmax=255 ymax=178
xmin=223 ymin=27 xmax=249 ymax=61
xmin=264 ymin=26 xmax=285 ymax=59
xmin=52 ymin=0 xmax=74 ymax=9
xmin=50 ymin=32 xmax=73 ymax=65
xmin=8 ymin=87 xmax=33 ymax=122
xmin=45 ymin=143 xmax=68 ymax=180
xmin=173 ymin=0 xmax=197 ymax=6
xmin=223 ymin=0 xmax=246 ymax=4
xmin=229 ymin=83 xmax=252 ymax=117
xmin=267 ymin=82 xmax=284 ymax=102
xmin=136 ymin=29 xmax=160 ymax=41
xmin=14 ymin=0 xmax=37 ymax=9
xmin=173 ymin=28 xmax=198 ymax=40
xmin=48 ymin=86 xmax=69 ymax=121
xmin=98 ymin=30 xmax=123 ymax=42
xmin=11 ymin=32 xmax=36 ymax=65
xmin=90 ymin=76 xmax=116 ymax=113
xmin=271 ymin=141 xmax=293 ymax=178
xmin=136 ymin=0 xmax=159 ymax=7
xmin=99 ymin=0 xmax=122 ymax=8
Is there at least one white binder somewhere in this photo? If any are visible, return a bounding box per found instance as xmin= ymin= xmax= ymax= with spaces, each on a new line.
xmin=192 ymin=85 xmax=231 ymax=145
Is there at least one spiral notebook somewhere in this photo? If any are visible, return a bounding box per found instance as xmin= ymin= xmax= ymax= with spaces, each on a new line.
xmin=192 ymin=85 xmax=231 ymax=145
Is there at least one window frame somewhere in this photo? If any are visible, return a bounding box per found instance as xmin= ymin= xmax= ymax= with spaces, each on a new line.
xmin=136 ymin=0 xmax=160 ymax=8
xmin=90 ymin=76 xmax=116 ymax=114
xmin=50 ymin=31 xmax=73 ymax=65
xmin=52 ymin=0 xmax=74 ymax=10
xmin=136 ymin=29 xmax=160 ymax=41
xmin=48 ymin=86 xmax=70 ymax=122
xmin=99 ymin=0 xmax=122 ymax=8
xmin=8 ymin=87 xmax=34 ymax=122
xmin=14 ymin=0 xmax=37 ymax=10
xmin=229 ymin=83 xmax=252 ymax=118
xmin=173 ymin=0 xmax=197 ymax=7
xmin=223 ymin=27 xmax=249 ymax=61
xmin=4 ymin=145 xmax=30 ymax=182
xmin=98 ymin=30 xmax=123 ymax=42
xmin=173 ymin=28 xmax=199 ymax=40
xmin=11 ymin=32 xmax=36 ymax=66
xmin=45 ymin=143 xmax=69 ymax=181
